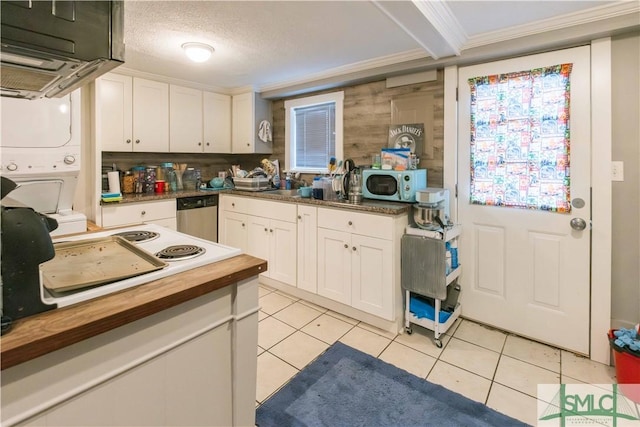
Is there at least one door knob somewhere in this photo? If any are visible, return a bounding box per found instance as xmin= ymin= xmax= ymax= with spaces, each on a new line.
xmin=570 ymin=218 xmax=587 ymax=231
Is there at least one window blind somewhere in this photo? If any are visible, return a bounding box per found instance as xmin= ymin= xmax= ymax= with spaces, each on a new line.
xmin=293 ymin=102 xmax=335 ymax=169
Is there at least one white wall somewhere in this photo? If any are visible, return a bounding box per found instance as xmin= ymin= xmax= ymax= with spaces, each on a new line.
xmin=611 ymin=31 xmax=640 ymax=329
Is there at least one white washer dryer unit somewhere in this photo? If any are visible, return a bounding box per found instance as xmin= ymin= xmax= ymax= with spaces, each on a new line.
xmin=0 ymin=90 xmax=87 ymax=236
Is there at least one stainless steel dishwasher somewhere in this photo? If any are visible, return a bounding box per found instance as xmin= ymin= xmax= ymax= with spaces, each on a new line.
xmin=176 ymin=195 xmax=218 ymax=242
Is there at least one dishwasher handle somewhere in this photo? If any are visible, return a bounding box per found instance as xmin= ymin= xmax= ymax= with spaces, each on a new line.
xmin=176 ymin=195 xmax=218 ymax=210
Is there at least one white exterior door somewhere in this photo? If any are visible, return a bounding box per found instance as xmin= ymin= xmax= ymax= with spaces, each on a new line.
xmin=457 ymin=46 xmax=591 ymax=354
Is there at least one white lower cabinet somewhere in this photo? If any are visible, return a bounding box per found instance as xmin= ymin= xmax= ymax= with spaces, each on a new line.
xmin=101 ymin=199 xmax=177 ymax=230
xmin=296 ymin=205 xmax=317 ymax=293
xmin=317 ymin=217 xmax=393 ymax=320
xmin=219 ymin=196 xmax=296 ymax=286
xmin=219 ymin=211 xmax=248 ymax=252
xmin=218 ymin=195 xmax=406 ymax=326
xmin=247 ymin=216 xmax=296 ymax=285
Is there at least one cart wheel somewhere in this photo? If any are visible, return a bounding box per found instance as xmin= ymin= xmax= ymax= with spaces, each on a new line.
xmin=405 ymin=327 xmax=413 ymax=335
xmin=434 ymin=339 xmax=443 ymax=348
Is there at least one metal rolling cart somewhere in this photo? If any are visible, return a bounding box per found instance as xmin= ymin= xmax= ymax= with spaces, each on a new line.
xmin=401 ymin=223 xmax=462 ymax=348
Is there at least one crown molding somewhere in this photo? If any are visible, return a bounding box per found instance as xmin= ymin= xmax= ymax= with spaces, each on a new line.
xmin=113 ymin=66 xmax=231 ymax=94
xmin=464 ymin=1 xmax=640 ymax=49
xmin=412 ymin=0 xmax=467 ymax=56
xmin=258 ymin=49 xmax=427 ymax=94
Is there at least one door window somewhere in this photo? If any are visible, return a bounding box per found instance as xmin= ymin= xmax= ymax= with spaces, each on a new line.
xmin=467 ymin=64 xmax=573 ymax=213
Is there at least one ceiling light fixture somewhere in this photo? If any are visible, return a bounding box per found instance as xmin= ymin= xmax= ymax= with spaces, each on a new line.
xmin=181 ymin=42 xmax=214 ymax=63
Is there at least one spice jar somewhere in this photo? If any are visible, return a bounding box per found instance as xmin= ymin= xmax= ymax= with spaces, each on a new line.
xmin=122 ymin=171 xmax=135 ymax=194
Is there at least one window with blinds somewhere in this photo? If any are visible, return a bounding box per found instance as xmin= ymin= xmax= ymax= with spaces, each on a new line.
xmin=293 ymin=102 xmax=335 ymax=169
xmin=285 ymin=91 xmax=343 ymax=173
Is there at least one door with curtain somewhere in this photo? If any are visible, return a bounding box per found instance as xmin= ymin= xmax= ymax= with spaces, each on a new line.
xmin=457 ymin=46 xmax=591 ymax=354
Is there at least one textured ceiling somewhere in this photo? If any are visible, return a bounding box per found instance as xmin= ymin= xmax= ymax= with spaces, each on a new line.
xmin=120 ymin=0 xmax=639 ymax=96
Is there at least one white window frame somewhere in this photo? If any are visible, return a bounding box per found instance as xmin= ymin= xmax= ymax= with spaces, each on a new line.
xmin=284 ymin=91 xmax=344 ymax=174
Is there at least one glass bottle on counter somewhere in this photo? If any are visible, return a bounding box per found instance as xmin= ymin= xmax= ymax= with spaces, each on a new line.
xmin=132 ymin=166 xmax=146 ymax=193
xmin=182 ymin=167 xmax=198 ymax=191
xmin=122 ymin=171 xmax=135 ymax=194
xmin=145 ymin=166 xmax=157 ymax=194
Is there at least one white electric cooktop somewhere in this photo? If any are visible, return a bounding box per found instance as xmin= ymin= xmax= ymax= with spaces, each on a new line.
xmin=41 ymin=224 xmax=242 ymax=308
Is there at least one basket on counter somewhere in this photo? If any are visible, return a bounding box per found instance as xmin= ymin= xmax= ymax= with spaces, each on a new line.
xmin=233 ymin=177 xmax=270 ymax=192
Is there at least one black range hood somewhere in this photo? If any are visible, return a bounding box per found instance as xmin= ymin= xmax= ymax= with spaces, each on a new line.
xmin=0 ymin=0 xmax=124 ymax=100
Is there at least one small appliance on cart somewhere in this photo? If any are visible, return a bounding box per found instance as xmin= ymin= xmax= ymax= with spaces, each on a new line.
xmin=401 ymin=188 xmax=462 ymax=348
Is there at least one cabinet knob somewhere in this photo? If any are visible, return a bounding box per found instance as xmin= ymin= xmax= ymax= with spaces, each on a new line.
xmin=198 ymin=142 xmax=202 ymax=146
xmin=352 ymin=246 xmax=357 ymax=251
xmin=246 ymin=143 xmax=250 ymax=147
xmin=269 ymin=229 xmax=273 ymax=233
xmin=232 ymin=203 xmax=235 ymax=207
xmin=298 ymin=215 xmax=302 ymax=220
xmin=344 ymin=244 xmax=348 ymax=249
xmin=135 ymin=139 xmax=140 ymax=144
xmin=264 ymin=227 xmax=268 ymax=232
xmin=126 ymin=139 xmax=131 ymax=144
xmin=348 ymin=221 xmax=353 ymax=226
xmin=241 ymin=223 xmax=245 ymax=227
xmin=206 ymin=142 xmax=210 ymax=146
xmin=141 ymin=210 xmax=146 ymax=215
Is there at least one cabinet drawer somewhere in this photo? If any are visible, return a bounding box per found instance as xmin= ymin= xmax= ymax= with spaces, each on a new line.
xmin=246 ymin=199 xmax=296 ymax=223
xmin=318 ymin=208 xmax=393 ymax=240
xmin=220 ymin=195 xmax=250 ymax=214
xmin=102 ymin=200 xmax=176 ymax=228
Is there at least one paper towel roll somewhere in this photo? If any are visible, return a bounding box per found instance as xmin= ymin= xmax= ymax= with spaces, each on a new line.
xmin=107 ymin=171 xmax=121 ymax=194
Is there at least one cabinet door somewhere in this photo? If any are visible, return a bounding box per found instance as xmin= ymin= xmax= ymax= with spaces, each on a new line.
xmin=269 ymin=219 xmax=297 ymax=286
xmin=133 ymin=78 xmax=169 ymax=152
xmin=297 ymin=205 xmax=317 ymax=293
xmin=203 ymin=92 xmax=231 ymax=153
xmin=170 ymin=85 xmax=203 ymax=153
xmin=98 ymin=73 xmax=132 ymax=151
xmin=246 ymin=216 xmax=270 ymax=277
xmin=317 ymin=228 xmax=351 ymax=305
xmin=231 ymin=92 xmax=252 ymax=153
xmin=219 ymin=211 xmax=248 ymax=252
xmin=351 ymin=234 xmax=394 ymax=320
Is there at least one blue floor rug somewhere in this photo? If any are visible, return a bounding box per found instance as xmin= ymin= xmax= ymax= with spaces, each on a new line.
xmin=256 ymin=342 xmax=530 ymax=427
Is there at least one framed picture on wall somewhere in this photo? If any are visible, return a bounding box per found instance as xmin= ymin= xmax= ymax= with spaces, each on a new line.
xmin=388 ymin=123 xmax=424 ymax=156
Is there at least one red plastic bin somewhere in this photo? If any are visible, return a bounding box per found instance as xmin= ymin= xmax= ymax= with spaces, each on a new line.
xmin=608 ymin=329 xmax=640 ymax=403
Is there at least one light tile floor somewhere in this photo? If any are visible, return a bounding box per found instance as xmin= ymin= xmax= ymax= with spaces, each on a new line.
xmin=255 ymin=285 xmax=617 ymax=425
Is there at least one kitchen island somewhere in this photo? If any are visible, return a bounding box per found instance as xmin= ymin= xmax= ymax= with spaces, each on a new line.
xmin=1 ymin=254 xmax=266 ymax=427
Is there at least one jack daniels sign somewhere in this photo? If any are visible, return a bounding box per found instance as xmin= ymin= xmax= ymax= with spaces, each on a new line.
xmin=388 ymin=123 xmax=424 ymax=155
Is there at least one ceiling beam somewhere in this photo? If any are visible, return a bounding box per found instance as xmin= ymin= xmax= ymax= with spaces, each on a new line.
xmin=371 ymin=0 xmax=467 ymax=59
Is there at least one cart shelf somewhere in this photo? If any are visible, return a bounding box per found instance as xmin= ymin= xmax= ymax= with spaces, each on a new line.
xmin=402 ymin=224 xmax=462 ymax=348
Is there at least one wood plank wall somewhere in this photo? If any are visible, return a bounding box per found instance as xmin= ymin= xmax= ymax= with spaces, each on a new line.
xmin=271 ymin=70 xmax=445 ymax=187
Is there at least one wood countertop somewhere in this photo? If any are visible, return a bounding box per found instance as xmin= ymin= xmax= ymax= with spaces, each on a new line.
xmin=0 ymin=254 xmax=267 ymax=370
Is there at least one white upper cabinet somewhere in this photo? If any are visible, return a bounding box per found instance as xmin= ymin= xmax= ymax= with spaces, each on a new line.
xmin=132 ymin=78 xmax=170 ymax=152
xmin=203 ymin=92 xmax=231 ymax=153
xmin=169 ymin=86 xmax=231 ymax=153
xmin=97 ymin=73 xmax=133 ymax=151
xmin=231 ymin=92 xmax=272 ymax=154
xmin=97 ymin=74 xmax=169 ymax=152
xmin=98 ymin=74 xmax=232 ymax=154
xmin=169 ymin=85 xmax=203 ymax=153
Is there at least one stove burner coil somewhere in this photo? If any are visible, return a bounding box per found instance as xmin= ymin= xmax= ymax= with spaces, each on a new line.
xmin=112 ymin=230 xmax=160 ymax=243
xmin=155 ymin=245 xmax=206 ymax=261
